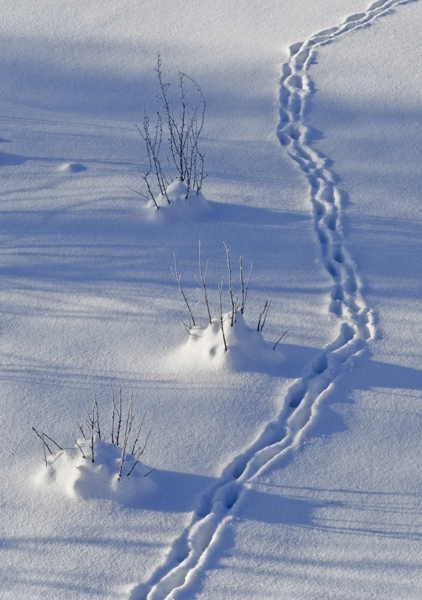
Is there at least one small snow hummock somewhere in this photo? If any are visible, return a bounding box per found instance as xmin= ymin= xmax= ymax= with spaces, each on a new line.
xmin=58 ymin=162 xmax=87 ymax=173
xmin=147 ymin=179 xmax=211 ymax=218
xmin=34 ymin=436 xmax=156 ymax=504
xmin=176 ymin=311 xmax=283 ymax=374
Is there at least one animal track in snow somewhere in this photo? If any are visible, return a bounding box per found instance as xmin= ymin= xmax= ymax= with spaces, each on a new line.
xmin=127 ymin=2 xmax=409 ymax=598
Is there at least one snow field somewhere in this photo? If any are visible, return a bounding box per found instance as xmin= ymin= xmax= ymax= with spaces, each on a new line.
xmin=0 ymin=0 xmax=420 ymax=598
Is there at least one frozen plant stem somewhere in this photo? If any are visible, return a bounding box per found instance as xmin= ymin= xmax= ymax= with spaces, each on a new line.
xmin=218 ymin=279 xmax=228 ymax=352
xmin=239 ymin=257 xmax=252 ymax=315
xmin=273 ymin=329 xmax=288 ymax=350
xmin=130 ymin=413 xmax=146 ymax=455
xmin=224 ymin=242 xmax=238 ymax=326
xmin=118 ymin=395 xmax=134 ymax=481
xmin=172 ymin=243 xmax=275 ymax=346
xmin=257 ymin=300 xmax=271 ymax=332
xmin=72 ymin=434 xmax=86 ymax=459
xmin=32 ymin=428 xmax=52 ymax=466
xmin=127 ymin=427 xmax=152 ymax=478
xmin=156 ymin=54 xmax=206 ymax=193
xmin=137 ymin=54 xmax=206 ymax=206
xmin=85 ymin=400 xmax=98 ymax=463
xmin=172 ymin=252 xmax=196 ymax=330
xmin=33 ymin=390 xmax=153 ymax=477
xmin=32 ymin=427 xmax=62 ymax=467
xmin=136 ymin=111 xmax=169 ymax=207
xmin=93 ymin=394 xmax=102 ymax=441
xmin=197 ymin=240 xmax=212 ymax=325
xmin=110 ymin=383 xmax=116 ymax=445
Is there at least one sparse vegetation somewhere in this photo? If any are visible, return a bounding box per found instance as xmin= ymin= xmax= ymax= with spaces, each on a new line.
xmin=173 ymin=241 xmax=278 ymax=350
xmin=33 ymin=386 xmax=153 ymax=480
xmin=136 ymin=55 xmax=206 ymax=208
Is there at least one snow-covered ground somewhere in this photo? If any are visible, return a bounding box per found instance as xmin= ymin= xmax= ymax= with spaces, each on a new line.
xmin=1 ymin=1 xmax=421 ymax=598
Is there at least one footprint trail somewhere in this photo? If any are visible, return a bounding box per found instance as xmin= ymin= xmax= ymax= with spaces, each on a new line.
xmin=127 ymin=2 xmax=410 ymax=598
xmin=278 ymin=0 xmax=410 ymax=343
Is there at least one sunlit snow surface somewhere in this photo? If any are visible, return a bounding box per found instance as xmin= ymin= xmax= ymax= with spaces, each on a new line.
xmin=1 ymin=0 xmax=421 ymax=599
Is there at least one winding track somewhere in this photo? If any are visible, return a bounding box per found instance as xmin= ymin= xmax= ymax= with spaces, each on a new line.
xmin=128 ymin=2 xmax=412 ymax=598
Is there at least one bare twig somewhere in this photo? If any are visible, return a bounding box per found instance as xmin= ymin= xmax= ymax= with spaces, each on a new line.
xmin=197 ymin=240 xmax=212 ymax=325
xmin=42 ymin=433 xmax=63 ymax=451
xmin=224 ymin=243 xmax=238 ymax=326
xmin=76 ymin=421 xmax=86 ymax=439
xmin=137 ymin=55 xmax=206 ymax=204
xmin=217 ymin=278 xmax=228 ymax=352
xmin=115 ymin=389 xmax=123 ymax=447
xmin=124 ymin=184 xmax=156 ymax=205
xmin=127 ymin=428 xmax=152 ymax=478
xmin=273 ymin=329 xmax=288 ymax=351
xmin=239 ymin=258 xmax=252 ymax=315
xmin=172 ymin=252 xmax=196 ymax=330
xmin=32 ymin=427 xmax=62 ymax=467
xmin=72 ymin=433 xmax=86 ymax=459
xmin=110 ymin=383 xmax=116 ymax=445
xmin=117 ymin=395 xmax=134 ymax=481
xmin=32 ymin=427 xmax=53 ymax=457
xmin=85 ymin=401 xmax=97 ymax=463
xmin=34 ymin=390 xmax=153 ymax=477
xmin=257 ymin=300 xmax=271 ymax=333
xmin=136 ymin=110 xmax=169 ymax=207
xmin=93 ymin=394 xmax=102 ymax=441
xmin=130 ymin=413 xmax=146 ymax=455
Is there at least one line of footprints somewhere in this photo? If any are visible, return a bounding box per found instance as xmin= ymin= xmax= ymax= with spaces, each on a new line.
xmin=276 ymin=2 xmax=405 ymax=342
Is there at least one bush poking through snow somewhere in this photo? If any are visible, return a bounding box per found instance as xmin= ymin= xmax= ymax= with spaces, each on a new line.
xmin=135 ymin=54 xmax=206 ymax=209
xmin=172 ymin=242 xmax=286 ymax=357
xmin=33 ymin=388 xmax=153 ymax=498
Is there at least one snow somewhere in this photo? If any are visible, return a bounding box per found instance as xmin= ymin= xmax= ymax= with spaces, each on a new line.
xmin=34 ymin=435 xmax=156 ymax=505
xmin=1 ymin=0 xmax=421 ymax=598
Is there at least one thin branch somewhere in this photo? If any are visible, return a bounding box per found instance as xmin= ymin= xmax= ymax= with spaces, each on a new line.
xmin=130 ymin=413 xmax=146 ymax=455
xmin=110 ymin=383 xmax=116 ymax=445
xmin=197 ymin=240 xmax=212 ymax=325
xmin=42 ymin=433 xmax=63 ymax=451
xmin=126 ymin=428 xmax=152 ymax=478
xmin=147 ymin=55 xmax=205 ymax=196
xmin=124 ymin=184 xmax=154 ymax=204
xmin=172 ymin=252 xmax=196 ymax=329
xmin=257 ymin=300 xmax=271 ymax=332
xmin=118 ymin=395 xmax=134 ymax=481
xmin=32 ymin=427 xmax=53 ymax=456
xmin=224 ymin=243 xmax=238 ymax=326
xmin=136 ymin=427 xmax=151 ymax=458
xmin=273 ymin=329 xmax=288 ymax=351
xmin=93 ymin=393 xmax=102 ymax=441
xmin=239 ymin=258 xmax=252 ymax=315
xmin=115 ymin=389 xmax=123 ymax=447
xmin=72 ymin=433 xmax=86 ymax=459
xmin=85 ymin=400 xmax=97 ymax=463
xmin=217 ymin=278 xmax=228 ymax=352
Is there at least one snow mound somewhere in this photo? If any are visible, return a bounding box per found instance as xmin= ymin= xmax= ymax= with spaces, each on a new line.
xmin=176 ymin=312 xmax=283 ymax=374
xmin=58 ymin=162 xmax=87 ymax=173
xmin=147 ymin=179 xmax=212 ymax=219
xmin=34 ymin=437 xmax=156 ymax=505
